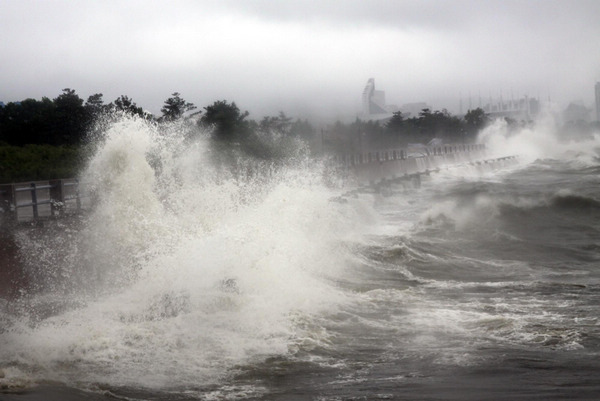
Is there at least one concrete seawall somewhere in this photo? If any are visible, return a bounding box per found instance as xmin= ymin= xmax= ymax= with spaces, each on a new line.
xmin=347 ymin=145 xmax=493 ymax=187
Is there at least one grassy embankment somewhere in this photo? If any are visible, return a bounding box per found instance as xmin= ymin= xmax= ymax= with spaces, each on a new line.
xmin=0 ymin=144 xmax=83 ymax=183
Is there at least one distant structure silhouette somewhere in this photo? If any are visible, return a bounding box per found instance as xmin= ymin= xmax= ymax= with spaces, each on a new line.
xmin=361 ymin=78 xmax=402 ymax=119
xmin=362 ymin=78 xmax=389 ymax=115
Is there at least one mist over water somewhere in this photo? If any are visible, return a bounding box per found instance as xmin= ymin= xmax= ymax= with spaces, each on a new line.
xmin=479 ymin=116 xmax=600 ymax=165
xmin=1 ymin=114 xmax=600 ymax=399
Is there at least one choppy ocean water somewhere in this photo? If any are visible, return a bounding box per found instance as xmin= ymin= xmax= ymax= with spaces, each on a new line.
xmin=1 ymin=117 xmax=599 ymax=400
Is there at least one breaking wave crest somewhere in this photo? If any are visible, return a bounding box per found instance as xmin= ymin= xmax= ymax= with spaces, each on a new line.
xmin=0 ymin=114 xmax=370 ymax=390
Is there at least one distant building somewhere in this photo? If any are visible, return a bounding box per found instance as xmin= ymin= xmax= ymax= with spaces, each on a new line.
xmin=362 ymin=78 xmax=387 ymax=115
xmin=361 ymin=78 xmax=399 ymax=120
xmin=595 ymin=82 xmax=600 ymax=121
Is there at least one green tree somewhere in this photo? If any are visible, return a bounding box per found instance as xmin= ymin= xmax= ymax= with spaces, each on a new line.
xmin=53 ymin=88 xmax=86 ymax=145
xmin=386 ymin=111 xmax=405 ymax=133
xmin=84 ymin=93 xmax=107 ymax=126
xmin=0 ymin=98 xmax=57 ymax=145
xmin=160 ymin=92 xmax=197 ymax=121
xmin=85 ymin=93 xmax=105 ymax=115
xmin=199 ymin=100 xmax=249 ymax=141
xmin=464 ymin=108 xmax=489 ymax=135
xmin=259 ymin=111 xmax=293 ymax=135
xmin=407 ymin=108 xmax=463 ymax=143
xmin=110 ymin=95 xmax=146 ymax=118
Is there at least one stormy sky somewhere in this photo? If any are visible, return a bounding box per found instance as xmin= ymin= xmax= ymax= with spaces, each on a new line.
xmin=2 ymin=0 xmax=599 ymax=120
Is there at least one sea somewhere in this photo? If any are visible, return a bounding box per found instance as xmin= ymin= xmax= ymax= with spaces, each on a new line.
xmin=1 ymin=116 xmax=599 ymax=400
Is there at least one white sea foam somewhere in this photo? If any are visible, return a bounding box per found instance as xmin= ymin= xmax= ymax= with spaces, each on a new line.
xmin=0 ymin=114 xmax=374 ymax=388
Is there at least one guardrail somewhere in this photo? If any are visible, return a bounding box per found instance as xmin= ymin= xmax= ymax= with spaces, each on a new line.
xmin=0 ymin=179 xmax=86 ymax=224
xmin=0 ymin=144 xmax=488 ymax=224
xmin=333 ymin=143 xmax=485 ymax=167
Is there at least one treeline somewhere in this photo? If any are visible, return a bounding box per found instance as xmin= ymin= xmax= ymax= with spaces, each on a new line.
xmin=1 ymin=88 xmax=490 ymax=149
xmin=0 ymin=88 xmax=491 ymax=181
xmin=324 ymin=108 xmax=488 ymax=154
xmin=0 ymin=89 xmax=318 ymax=181
xmin=0 ymin=89 xmax=316 ymax=148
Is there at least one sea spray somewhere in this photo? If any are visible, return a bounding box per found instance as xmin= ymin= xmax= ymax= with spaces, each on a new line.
xmin=0 ymin=114 xmax=373 ymax=389
xmin=478 ymin=116 xmax=600 ymax=165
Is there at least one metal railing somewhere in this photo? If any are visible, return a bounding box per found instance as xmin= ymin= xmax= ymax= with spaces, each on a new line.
xmin=0 ymin=179 xmax=86 ymax=224
xmin=334 ymin=143 xmax=486 ymax=167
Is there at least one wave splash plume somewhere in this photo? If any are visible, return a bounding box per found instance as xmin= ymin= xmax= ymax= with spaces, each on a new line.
xmin=0 ymin=114 xmax=367 ymax=391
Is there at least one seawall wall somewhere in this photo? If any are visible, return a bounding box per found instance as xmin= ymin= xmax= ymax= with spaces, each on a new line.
xmin=348 ymin=146 xmax=490 ymax=187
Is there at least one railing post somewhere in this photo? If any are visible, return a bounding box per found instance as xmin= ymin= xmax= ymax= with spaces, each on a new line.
xmin=72 ymin=179 xmax=82 ymax=212
xmin=30 ymin=183 xmax=39 ymax=220
xmin=0 ymin=184 xmax=16 ymax=224
xmin=49 ymin=179 xmax=64 ymax=217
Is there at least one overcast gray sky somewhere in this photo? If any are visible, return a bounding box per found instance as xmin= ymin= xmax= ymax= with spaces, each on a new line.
xmin=2 ymin=0 xmax=599 ymax=120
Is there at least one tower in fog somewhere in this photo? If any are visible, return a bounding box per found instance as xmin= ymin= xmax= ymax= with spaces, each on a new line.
xmin=362 ymin=78 xmax=388 ymax=115
xmin=595 ymin=82 xmax=600 ymax=121
xmin=361 ymin=78 xmax=399 ymax=120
